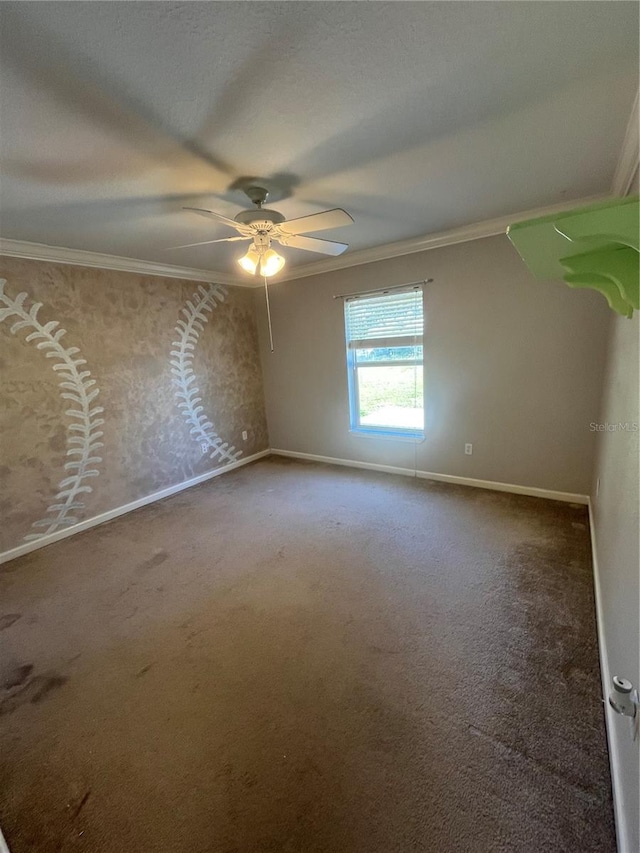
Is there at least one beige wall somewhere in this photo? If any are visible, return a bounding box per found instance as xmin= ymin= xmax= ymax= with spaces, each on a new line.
xmin=591 ymin=310 xmax=639 ymax=853
xmin=0 ymin=258 xmax=268 ymax=554
xmin=256 ymin=234 xmax=610 ymax=495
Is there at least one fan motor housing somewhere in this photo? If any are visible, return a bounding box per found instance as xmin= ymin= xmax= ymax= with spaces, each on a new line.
xmin=234 ymin=208 xmax=285 ymax=227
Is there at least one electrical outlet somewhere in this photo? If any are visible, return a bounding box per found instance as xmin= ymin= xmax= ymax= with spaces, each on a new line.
xmin=200 ymin=442 xmax=209 ymax=455
xmin=465 ymin=443 xmax=473 ymax=455
xmin=242 ymin=430 xmax=248 ymax=441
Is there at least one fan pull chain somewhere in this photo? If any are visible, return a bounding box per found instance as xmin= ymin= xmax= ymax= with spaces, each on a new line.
xmin=264 ymin=275 xmax=274 ymax=352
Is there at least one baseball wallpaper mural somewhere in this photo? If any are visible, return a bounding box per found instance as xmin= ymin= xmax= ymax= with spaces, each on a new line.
xmin=0 ymin=257 xmax=268 ymax=554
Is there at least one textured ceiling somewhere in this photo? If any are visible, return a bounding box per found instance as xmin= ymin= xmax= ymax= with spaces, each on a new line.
xmin=0 ymin=1 xmax=638 ymax=278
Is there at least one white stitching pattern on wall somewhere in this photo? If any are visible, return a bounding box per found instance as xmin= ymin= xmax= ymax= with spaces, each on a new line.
xmin=0 ymin=279 xmax=103 ymax=540
xmin=171 ymin=283 xmax=242 ymax=465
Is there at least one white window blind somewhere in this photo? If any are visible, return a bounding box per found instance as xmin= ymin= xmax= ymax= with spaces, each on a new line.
xmin=345 ymin=288 xmax=423 ymax=349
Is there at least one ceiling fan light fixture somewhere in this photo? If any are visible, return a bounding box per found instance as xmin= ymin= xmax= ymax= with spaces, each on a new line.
xmin=182 ymin=197 xmax=353 ymax=270
xmin=237 ymin=246 xmax=261 ymax=274
xmin=259 ymin=248 xmax=285 ymax=277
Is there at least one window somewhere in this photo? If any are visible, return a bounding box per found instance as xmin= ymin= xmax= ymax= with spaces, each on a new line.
xmin=344 ymin=286 xmax=424 ymax=437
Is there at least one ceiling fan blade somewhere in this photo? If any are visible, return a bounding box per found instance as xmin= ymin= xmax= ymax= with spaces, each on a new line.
xmin=168 ymin=236 xmax=250 ymax=250
xmin=279 ymin=208 xmax=354 ymax=236
xmin=277 ymin=234 xmax=349 ymax=256
xmin=182 ymin=207 xmax=243 ymax=230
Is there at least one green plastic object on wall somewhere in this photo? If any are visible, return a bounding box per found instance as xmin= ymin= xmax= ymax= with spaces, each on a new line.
xmin=507 ymin=196 xmax=639 ymax=318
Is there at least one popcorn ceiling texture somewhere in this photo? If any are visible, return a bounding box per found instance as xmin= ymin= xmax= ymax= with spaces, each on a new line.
xmin=0 ymin=257 xmax=268 ymax=552
xmin=1 ymin=3 xmax=638 ymax=273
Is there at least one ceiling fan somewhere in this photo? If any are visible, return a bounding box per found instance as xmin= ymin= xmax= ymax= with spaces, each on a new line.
xmin=171 ymin=184 xmax=354 ymax=277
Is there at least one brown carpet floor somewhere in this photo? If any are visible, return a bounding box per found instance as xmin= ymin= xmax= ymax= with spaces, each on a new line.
xmin=0 ymin=456 xmax=614 ymax=852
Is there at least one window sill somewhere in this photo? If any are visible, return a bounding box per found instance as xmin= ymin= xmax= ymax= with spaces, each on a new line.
xmin=349 ymin=428 xmax=425 ymax=443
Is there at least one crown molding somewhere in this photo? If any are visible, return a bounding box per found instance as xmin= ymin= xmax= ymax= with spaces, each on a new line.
xmin=276 ymin=193 xmax=609 ymax=282
xmin=0 ymin=237 xmax=248 ymax=287
xmin=612 ymin=89 xmax=639 ymax=198
xmin=0 ymin=193 xmax=609 ymax=288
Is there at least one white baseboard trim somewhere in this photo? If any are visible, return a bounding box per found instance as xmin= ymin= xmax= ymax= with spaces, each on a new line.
xmin=588 ymin=500 xmax=628 ymax=853
xmin=272 ymin=448 xmax=423 ymax=479
xmin=270 ymin=449 xmax=589 ymax=504
xmin=0 ymin=449 xmax=270 ymax=566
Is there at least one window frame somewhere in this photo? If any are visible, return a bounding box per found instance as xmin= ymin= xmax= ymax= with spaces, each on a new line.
xmin=344 ymin=288 xmax=425 ymax=440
